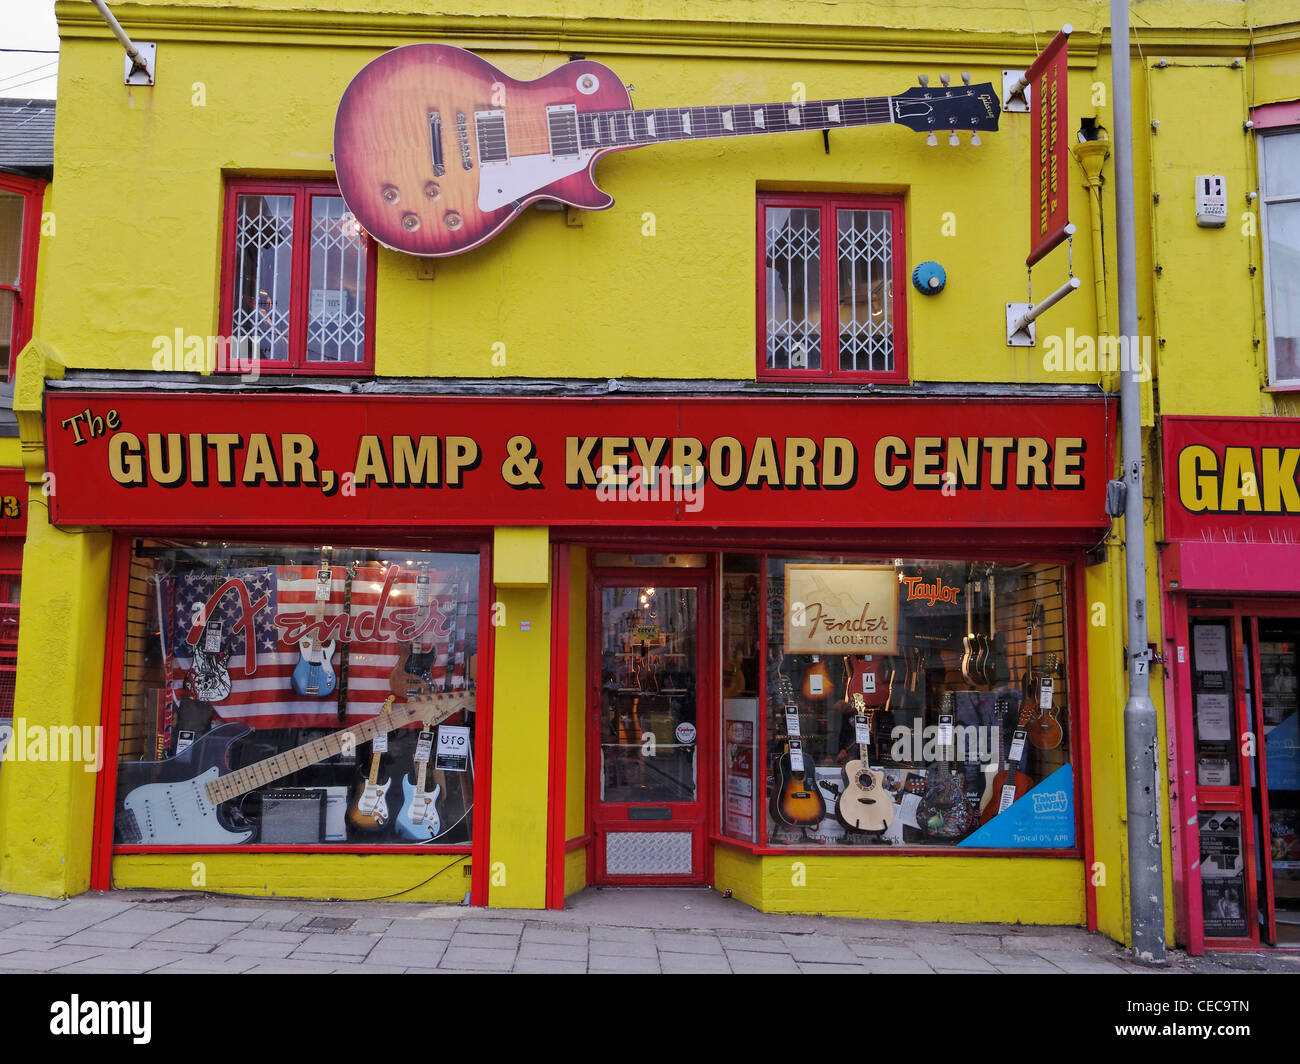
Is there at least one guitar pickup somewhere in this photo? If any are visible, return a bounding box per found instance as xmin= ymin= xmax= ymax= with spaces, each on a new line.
xmin=428 ymin=110 xmax=445 ymax=177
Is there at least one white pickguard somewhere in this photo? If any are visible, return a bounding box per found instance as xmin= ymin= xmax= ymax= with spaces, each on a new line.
xmin=357 ymin=779 xmax=391 ymax=817
xmin=299 ymin=638 xmax=336 ymax=665
xmin=478 ymin=151 xmax=599 ymax=212
xmin=122 ymin=765 xmax=254 ymax=845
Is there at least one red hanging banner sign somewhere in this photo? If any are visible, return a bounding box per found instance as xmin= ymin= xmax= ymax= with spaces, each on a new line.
xmin=1026 ymin=29 xmax=1070 ymax=267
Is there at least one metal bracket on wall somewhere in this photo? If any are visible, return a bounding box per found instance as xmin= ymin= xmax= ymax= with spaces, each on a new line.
xmin=1002 ymin=69 xmax=1031 ymax=112
xmin=1006 ymin=276 xmax=1081 ymax=346
xmin=124 ymin=42 xmax=156 ymax=86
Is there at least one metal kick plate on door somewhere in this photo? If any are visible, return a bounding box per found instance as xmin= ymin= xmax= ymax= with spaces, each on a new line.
xmin=627 ymin=807 xmax=671 ymax=820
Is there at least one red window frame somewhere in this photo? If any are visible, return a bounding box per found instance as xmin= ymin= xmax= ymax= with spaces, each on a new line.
xmin=218 ymin=178 xmax=377 ymax=376
xmin=756 ymin=192 xmax=908 ymax=384
xmin=1 ymin=171 xmax=46 ymax=382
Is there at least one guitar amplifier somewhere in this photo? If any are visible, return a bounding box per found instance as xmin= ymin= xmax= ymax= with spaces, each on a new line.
xmin=260 ymin=788 xmax=327 ymax=844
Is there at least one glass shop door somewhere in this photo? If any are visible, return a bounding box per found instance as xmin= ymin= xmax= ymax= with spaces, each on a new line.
xmin=589 ymin=571 xmax=712 ymax=885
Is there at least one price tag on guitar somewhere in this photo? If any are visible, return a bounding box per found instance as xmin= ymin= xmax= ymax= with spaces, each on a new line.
xmin=372 ymin=731 xmax=389 ymax=753
xmin=203 ymin=621 xmax=223 ymax=653
xmin=784 ymin=707 xmax=801 ymax=737
xmin=414 ymin=729 xmax=434 ymax=762
xmin=854 ymin=718 xmax=871 ymax=746
xmin=787 ymin=737 xmax=805 ymax=773
xmin=314 ymin=567 xmax=332 ymax=602
xmin=1039 ymin=676 xmax=1055 ymax=709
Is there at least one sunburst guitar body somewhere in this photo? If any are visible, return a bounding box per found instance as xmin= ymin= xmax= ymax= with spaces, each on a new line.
xmin=335 ymin=45 xmax=631 ymax=257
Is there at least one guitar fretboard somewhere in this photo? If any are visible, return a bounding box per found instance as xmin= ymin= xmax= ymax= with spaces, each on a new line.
xmin=576 ymin=96 xmax=894 ymax=151
xmin=205 ymin=692 xmax=471 ymax=805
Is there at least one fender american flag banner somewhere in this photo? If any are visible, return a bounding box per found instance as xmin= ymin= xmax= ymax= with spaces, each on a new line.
xmin=164 ymin=561 xmax=472 ymax=729
xmin=1026 ymin=28 xmax=1070 ymax=267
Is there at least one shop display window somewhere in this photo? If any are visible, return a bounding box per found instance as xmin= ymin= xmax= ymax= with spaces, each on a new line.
xmin=220 ymin=179 xmax=377 ymax=375
xmin=758 ymin=192 xmax=907 ymax=382
xmin=111 ymin=541 xmax=479 ymax=848
xmin=721 ymin=553 xmax=1077 ymax=850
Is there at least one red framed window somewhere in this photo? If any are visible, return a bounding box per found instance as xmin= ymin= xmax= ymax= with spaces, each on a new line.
xmin=0 ymin=172 xmax=45 ymax=381
xmin=757 ymin=192 xmax=907 ymax=383
xmin=219 ymin=179 xmax=377 ymax=375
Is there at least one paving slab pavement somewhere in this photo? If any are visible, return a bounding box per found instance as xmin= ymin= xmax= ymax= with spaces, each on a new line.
xmin=0 ymin=886 xmax=1297 ymax=975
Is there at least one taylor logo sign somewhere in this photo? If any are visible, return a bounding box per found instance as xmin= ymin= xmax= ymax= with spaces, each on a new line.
xmin=785 ymin=564 xmax=899 ymax=655
xmin=44 ymin=394 xmax=1111 ymax=530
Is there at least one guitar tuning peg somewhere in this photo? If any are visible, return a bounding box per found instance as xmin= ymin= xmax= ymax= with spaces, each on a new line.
xmin=949 ymin=130 xmax=960 ymax=146
xmin=971 ymin=131 xmax=982 ymax=146
xmin=940 ymin=73 xmax=951 ymax=87
xmin=961 ymin=71 xmax=971 ymax=86
xmin=918 ymin=75 xmax=930 ymax=87
xmin=926 ymin=131 xmax=938 ymax=146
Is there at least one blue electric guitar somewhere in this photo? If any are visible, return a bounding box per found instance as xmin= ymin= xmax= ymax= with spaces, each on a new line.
xmin=292 ymin=548 xmax=338 ymax=697
xmin=394 ymin=729 xmax=443 ymax=841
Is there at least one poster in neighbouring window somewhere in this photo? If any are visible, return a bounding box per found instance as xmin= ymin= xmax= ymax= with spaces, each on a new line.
xmin=1199 ymin=810 xmax=1248 ymax=937
xmin=1192 ymin=624 xmax=1231 ymax=674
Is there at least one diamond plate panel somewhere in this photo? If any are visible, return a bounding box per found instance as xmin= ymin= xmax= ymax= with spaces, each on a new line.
xmin=604 ymin=831 xmax=693 ymax=876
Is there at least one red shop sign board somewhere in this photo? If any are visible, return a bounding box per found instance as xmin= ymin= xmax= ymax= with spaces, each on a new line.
xmin=1163 ymin=415 xmax=1300 ymax=542
xmin=45 ymin=393 xmax=1113 ymax=530
xmin=1026 ymin=29 xmax=1070 ymax=267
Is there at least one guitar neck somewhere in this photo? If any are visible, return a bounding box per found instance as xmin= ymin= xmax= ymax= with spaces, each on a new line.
xmin=206 ymin=694 xmax=467 ymax=805
xmin=587 ymin=95 xmax=895 ymax=151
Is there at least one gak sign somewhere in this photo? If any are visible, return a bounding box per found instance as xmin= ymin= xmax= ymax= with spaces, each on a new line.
xmin=45 ymin=394 xmax=1112 ymax=530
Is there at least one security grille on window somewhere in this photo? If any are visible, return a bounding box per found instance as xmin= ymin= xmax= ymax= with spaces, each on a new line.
xmin=222 ymin=180 xmax=375 ymax=374
xmin=759 ymin=194 xmax=906 ymax=381
xmin=1260 ymin=130 xmax=1300 ymax=386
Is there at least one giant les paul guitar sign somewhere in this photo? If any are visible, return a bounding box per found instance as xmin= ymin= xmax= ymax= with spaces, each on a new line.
xmin=333 ymin=43 xmax=1001 ymax=257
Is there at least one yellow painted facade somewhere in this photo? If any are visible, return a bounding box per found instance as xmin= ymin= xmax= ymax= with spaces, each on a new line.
xmin=0 ymin=0 xmax=1292 ymax=949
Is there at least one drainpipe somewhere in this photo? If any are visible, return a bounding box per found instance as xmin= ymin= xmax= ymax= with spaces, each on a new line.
xmin=1110 ymin=0 xmax=1167 ymax=965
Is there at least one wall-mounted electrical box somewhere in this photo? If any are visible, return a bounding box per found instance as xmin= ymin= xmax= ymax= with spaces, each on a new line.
xmin=1194 ymin=174 xmax=1227 ymax=228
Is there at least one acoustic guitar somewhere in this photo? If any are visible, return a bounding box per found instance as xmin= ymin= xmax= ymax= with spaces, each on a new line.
xmin=835 ymin=693 xmax=894 ymax=834
xmin=1028 ymin=651 xmax=1065 ymax=750
xmin=917 ymin=692 xmax=974 ymax=839
xmin=802 ymin=655 xmax=832 ymax=702
xmin=980 ymin=694 xmax=1036 ymax=824
xmin=334 ymin=43 xmax=1001 ymax=258
xmin=770 ymin=675 xmax=825 ymax=828
xmin=843 ymin=655 xmax=888 ymax=709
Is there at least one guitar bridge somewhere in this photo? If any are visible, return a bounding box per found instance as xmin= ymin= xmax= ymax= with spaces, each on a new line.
xmin=428 ymin=110 xmax=445 ymax=177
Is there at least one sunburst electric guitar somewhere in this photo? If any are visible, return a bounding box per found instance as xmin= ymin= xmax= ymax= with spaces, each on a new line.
xmin=334 ymin=43 xmax=1001 ymax=257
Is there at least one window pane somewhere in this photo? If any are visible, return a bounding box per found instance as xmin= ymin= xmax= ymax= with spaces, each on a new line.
xmin=759 ymin=556 xmax=1075 ymax=849
xmin=0 ymin=190 xmax=22 ymax=286
xmin=1263 ymin=132 xmax=1300 ymax=199
xmin=113 ymin=542 xmax=480 ymax=848
xmin=765 ymin=206 xmax=821 ymax=370
xmin=230 ymin=194 xmax=293 ymax=362
xmin=837 ymin=209 xmax=893 ymax=372
xmin=307 ymin=196 xmax=369 ymax=364
xmin=0 ymin=289 xmax=12 ymax=371
xmin=1267 ymin=200 xmax=1300 ymax=382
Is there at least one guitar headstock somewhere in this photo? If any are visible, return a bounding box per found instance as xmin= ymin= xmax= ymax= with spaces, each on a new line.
xmin=893 ymin=74 xmax=1000 ymax=141
xmin=411 ymin=688 xmax=475 ymax=727
xmin=851 ymin=692 xmax=867 ymax=718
